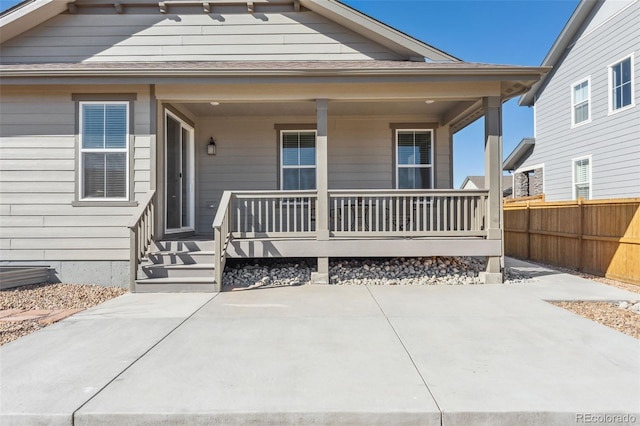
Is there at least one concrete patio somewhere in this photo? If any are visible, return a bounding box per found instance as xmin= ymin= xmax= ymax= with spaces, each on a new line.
xmin=1 ymin=259 xmax=639 ymax=426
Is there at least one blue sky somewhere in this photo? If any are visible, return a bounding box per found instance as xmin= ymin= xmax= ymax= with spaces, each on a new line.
xmin=342 ymin=0 xmax=579 ymax=186
xmin=0 ymin=0 xmax=579 ymax=186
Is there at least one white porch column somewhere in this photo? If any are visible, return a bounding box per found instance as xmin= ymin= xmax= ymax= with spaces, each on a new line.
xmin=481 ymin=96 xmax=504 ymax=283
xmin=312 ymin=99 xmax=330 ymax=284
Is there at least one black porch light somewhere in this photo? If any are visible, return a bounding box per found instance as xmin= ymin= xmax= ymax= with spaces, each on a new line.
xmin=207 ymin=137 xmax=217 ymax=156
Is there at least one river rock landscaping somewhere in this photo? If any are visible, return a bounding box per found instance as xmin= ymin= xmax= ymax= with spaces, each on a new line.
xmin=223 ymin=256 xmax=534 ymax=288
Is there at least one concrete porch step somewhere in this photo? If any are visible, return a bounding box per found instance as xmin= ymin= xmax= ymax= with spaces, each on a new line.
xmin=134 ymin=277 xmax=216 ymax=293
xmin=140 ymin=264 xmax=216 ymax=279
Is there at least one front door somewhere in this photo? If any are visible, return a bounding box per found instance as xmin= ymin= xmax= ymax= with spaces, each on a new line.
xmin=165 ymin=110 xmax=195 ymax=233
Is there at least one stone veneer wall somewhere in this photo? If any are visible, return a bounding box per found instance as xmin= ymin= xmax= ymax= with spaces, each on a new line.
xmin=514 ymin=168 xmax=544 ymax=198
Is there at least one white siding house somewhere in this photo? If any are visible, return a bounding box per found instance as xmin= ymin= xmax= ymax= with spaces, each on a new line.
xmin=0 ymin=0 xmax=547 ymax=290
xmin=514 ymin=0 xmax=640 ymax=201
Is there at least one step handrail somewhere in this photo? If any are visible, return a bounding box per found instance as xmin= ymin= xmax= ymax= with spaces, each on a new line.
xmin=128 ymin=190 xmax=156 ymax=291
xmin=212 ymin=191 xmax=233 ymax=291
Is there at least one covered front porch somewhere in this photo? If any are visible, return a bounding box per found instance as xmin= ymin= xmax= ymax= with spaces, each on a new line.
xmin=129 ymin=65 xmax=543 ymax=291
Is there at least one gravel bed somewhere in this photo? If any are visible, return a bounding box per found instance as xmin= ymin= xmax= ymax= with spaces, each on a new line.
xmin=223 ymin=256 xmax=534 ymax=289
xmin=0 ymin=283 xmax=127 ymax=346
xmin=551 ymin=301 xmax=640 ymax=339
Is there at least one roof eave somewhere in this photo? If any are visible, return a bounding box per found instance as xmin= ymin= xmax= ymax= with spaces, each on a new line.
xmin=0 ymin=65 xmax=549 ymax=79
xmin=519 ymin=0 xmax=599 ymax=106
xmin=0 ymin=0 xmax=73 ymax=44
xmin=503 ymin=137 xmax=535 ymax=171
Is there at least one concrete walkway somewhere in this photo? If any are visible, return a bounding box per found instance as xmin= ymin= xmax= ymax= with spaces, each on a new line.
xmin=1 ymin=259 xmax=639 ymax=426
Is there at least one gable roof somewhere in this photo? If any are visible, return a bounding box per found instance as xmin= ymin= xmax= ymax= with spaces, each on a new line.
xmin=519 ymin=0 xmax=598 ymax=106
xmin=0 ymin=0 xmax=459 ymax=62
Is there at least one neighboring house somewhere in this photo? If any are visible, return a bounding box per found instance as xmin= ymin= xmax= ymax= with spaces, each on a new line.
xmin=0 ymin=0 xmax=547 ymax=290
xmin=460 ymin=175 xmax=513 ymax=198
xmin=511 ymin=0 xmax=640 ymax=201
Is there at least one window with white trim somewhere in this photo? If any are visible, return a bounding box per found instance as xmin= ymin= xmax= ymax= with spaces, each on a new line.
xmin=571 ymin=78 xmax=590 ymax=126
xmin=573 ymin=157 xmax=591 ymax=200
xmin=280 ymin=130 xmax=316 ymax=190
xmin=395 ymin=130 xmax=433 ymax=189
xmin=79 ymin=102 xmax=129 ymax=200
xmin=609 ymin=55 xmax=634 ymax=112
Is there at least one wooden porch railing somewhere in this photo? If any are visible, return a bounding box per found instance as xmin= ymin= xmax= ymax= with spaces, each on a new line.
xmin=230 ymin=190 xmax=318 ymax=238
xmin=328 ymin=189 xmax=488 ymax=237
xmin=212 ymin=191 xmax=233 ymax=291
xmin=212 ymin=189 xmax=489 ymax=287
xmin=128 ymin=190 xmax=156 ymax=291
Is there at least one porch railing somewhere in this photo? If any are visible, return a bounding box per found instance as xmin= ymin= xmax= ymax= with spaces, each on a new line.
xmin=328 ymin=189 xmax=488 ymax=237
xmin=128 ymin=190 xmax=156 ymax=291
xmin=231 ymin=190 xmax=318 ymax=238
xmin=212 ymin=189 xmax=488 ymax=287
xmin=213 ymin=191 xmax=233 ymax=291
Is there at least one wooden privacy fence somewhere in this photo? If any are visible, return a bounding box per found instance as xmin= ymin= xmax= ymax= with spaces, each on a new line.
xmin=504 ymin=198 xmax=640 ymax=285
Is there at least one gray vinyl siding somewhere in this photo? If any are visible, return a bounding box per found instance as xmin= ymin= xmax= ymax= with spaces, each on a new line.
xmin=194 ymin=116 xmax=451 ymax=234
xmin=0 ymin=86 xmax=152 ymax=262
xmin=0 ymin=12 xmax=402 ymax=63
xmin=521 ymin=0 xmax=640 ymax=201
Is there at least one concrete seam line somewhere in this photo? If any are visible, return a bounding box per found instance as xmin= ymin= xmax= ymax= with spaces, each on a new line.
xmin=364 ymin=285 xmax=444 ymax=421
xmin=70 ymin=293 xmax=220 ymax=425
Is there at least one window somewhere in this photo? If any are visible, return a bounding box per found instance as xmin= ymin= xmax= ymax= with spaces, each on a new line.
xmin=573 ymin=157 xmax=591 ymax=200
xmin=609 ymin=55 xmax=634 ymax=112
xmin=280 ymin=130 xmax=316 ymax=190
xmin=396 ymin=130 xmax=433 ymax=189
xmin=79 ymin=102 xmax=129 ymax=200
xmin=571 ymin=78 xmax=590 ymax=126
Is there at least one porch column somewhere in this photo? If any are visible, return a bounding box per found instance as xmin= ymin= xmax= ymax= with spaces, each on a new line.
xmin=316 ymin=99 xmax=329 ymax=240
xmin=481 ymin=96 xmax=504 ymax=283
xmin=312 ymin=99 xmax=330 ymax=284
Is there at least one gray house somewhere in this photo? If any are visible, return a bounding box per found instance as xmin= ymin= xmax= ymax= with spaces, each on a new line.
xmin=0 ymin=0 xmax=547 ymax=291
xmin=510 ymin=0 xmax=639 ymax=201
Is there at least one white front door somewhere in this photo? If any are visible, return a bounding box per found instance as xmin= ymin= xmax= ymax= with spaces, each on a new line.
xmin=165 ymin=110 xmax=195 ymax=233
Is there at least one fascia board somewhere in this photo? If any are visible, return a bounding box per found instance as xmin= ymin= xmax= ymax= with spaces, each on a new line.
xmin=502 ymin=138 xmax=535 ymax=171
xmin=0 ymin=0 xmax=73 ymax=44
xmin=519 ymin=0 xmax=599 ymax=106
xmin=0 ymin=66 xmax=549 ymax=78
xmin=300 ymin=0 xmax=459 ymax=62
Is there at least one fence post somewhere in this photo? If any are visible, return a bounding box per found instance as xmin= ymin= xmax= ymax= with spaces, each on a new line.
xmin=577 ymin=198 xmax=583 ymax=272
xmin=525 ymin=200 xmax=531 ymax=260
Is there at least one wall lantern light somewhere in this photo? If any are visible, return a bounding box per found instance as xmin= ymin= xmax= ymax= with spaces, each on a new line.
xmin=207 ymin=137 xmax=217 ymax=156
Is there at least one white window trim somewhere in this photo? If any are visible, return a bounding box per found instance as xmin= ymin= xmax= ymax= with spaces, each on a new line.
xmin=608 ymin=53 xmax=635 ymax=115
xmin=571 ymin=155 xmax=592 ymax=200
xmin=395 ymin=129 xmax=434 ymax=189
xmin=78 ymin=101 xmax=130 ymax=202
xmin=570 ymin=76 xmax=591 ymax=128
xmin=280 ymin=130 xmax=317 ymax=191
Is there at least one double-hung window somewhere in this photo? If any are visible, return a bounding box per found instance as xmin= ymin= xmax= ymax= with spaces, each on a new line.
xmin=571 ymin=78 xmax=590 ymax=126
xmin=281 ymin=130 xmax=316 ymax=190
xmin=573 ymin=157 xmax=591 ymax=200
xmin=609 ymin=55 xmax=634 ymax=113
xmin=396 ymin=130 xmax=433 ymax=189
xmin=79 ymin=102 xmax=129 ymax=200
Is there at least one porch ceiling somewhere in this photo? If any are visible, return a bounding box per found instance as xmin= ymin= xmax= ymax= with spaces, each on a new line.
xmin=179 ymin=99 xmax=462 ymax=120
